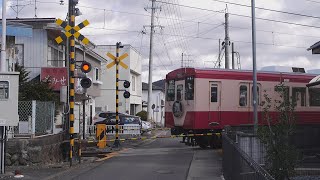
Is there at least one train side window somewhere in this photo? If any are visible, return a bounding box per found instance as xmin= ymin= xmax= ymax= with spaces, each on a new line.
xmin=211 ymin=84 xmax=218 ymax=102
xmin=308 ymin=88 xmax=320 ymax=106
xmin=239 ymin=85 xmax=247 ymax=107
xmin=185 ymin=76 xmax=194 ymax=100
xmin=166 ymin=80 xmax=175 ymax=101
xmin=292 ymin=87 xmax=306 ymax=106
xmin=177 ymin=85 xmax=183 ymax=101
xmin=0 ymin=81 xmax=9 ymax=100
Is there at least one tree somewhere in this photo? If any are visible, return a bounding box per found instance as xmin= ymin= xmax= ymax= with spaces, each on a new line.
xmin=15 ymin=63 xmax=58 ymax=102
xmin=136 ymin=110 xmax=147 ymax=121
xmin=258 ymin=84 xmax=298 ymax=180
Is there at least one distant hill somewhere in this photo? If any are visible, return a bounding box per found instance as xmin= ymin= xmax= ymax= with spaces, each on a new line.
xmin=153 ymin=79 xmax=165 ymax=90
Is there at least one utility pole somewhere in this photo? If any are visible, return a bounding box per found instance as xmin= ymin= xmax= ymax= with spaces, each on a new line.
xmin=181 ymin=53 xmax=184 ymax=68
xmin=0 ymin=0 xmax=7 ymax=174
xmin=1 ymin=0 xmax=7 ymax=72
xmin=232 ymin=42 xmax=235 ymax=69
xmin=251 ymin=0 xmax=258 ymax=134
xmin=146 ymin=0 xmax=161 ymax=121
xmin=224 ymin=12 xmax=230 ymax=69
xmin=218 ymin=39 xmax=221 ymax=68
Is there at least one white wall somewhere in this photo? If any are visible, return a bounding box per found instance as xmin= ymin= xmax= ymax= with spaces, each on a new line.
xmin=142 ymin=89 xmax=165 ymax=126
xmin=15 ymin=29 xmax=48 ymax=80
xmin=94 ymin=45 xmax=142 ymax=115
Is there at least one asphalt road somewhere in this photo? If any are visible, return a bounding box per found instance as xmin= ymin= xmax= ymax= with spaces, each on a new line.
xmin=68 ymin=130 xmax=223 ymax=180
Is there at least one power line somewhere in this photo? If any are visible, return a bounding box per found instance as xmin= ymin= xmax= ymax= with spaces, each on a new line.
xmin=155 ymin=1 xmax=320 ymax=29
xmin=229 ymin=25 xmax=320 ymax=39
xmin=212 ymin=0 xmax=320 ymax=19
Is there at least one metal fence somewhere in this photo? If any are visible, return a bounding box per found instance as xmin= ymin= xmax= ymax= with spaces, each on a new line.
xmin=86 ymin=124 xmax=141 ymax=137
xmin=12 ymin=101 xmax=55 ymax=137
xmin=222 ymin=132 xmax=275 ymax=180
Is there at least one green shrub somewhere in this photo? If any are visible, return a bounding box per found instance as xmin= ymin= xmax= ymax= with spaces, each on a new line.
xmin=136 ymin=110 xmax=147 ymax=121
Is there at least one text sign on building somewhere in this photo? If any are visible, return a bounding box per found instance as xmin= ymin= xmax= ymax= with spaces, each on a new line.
xmin=41 ymin=67 xmax=68 ymax=91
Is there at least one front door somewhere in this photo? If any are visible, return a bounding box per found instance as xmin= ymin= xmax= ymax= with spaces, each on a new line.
xmin=209 ymin=82 xmax=221 ymax=126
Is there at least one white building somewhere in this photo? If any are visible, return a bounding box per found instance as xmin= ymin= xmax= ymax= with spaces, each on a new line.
xmin=142 ymin=82 xmax=165 ymax=127
xmin=94 ymin=45 xmax=142 ymax=115
xmin=0 ymin=18 xmax=107 ymax=135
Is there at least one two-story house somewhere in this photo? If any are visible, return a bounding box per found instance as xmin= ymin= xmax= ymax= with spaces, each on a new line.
xmin=94 ymin=45 xmax=142 ymax=116
xmin=0 ymin=18 xmax=107 ymax=133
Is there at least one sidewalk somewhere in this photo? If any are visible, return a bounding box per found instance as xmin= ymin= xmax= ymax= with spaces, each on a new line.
xmin=187 ymin=149 xmax=223 ymax=180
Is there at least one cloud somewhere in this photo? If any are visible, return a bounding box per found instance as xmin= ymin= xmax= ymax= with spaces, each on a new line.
xmin=2 ymin=0 xmax=320 ymax=82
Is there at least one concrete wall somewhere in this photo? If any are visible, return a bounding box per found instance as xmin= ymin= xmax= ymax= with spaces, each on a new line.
xmin=6 ymin=133 xmax=65 ymax=166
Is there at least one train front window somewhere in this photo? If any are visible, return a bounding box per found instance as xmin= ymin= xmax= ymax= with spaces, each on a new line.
xmin=166 ymin=80 xmax=175 ymax=101
xmin=309 ymin=88 xmax=320 ymax=106
xmin=177 ymin=85 xmax=183 ymax=101
xmin=185 ymin=76 xmax=194 ymax=100
xmin=292 ymin=87 xmax=306 ymax=106
xmin=239 ymin=85 xmax=247 ymax=107
xmin=211 ymin=84 xmax=218 ymax=102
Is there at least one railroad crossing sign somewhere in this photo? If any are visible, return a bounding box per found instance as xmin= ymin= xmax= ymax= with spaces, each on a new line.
xmin=55 ymin=18 xmax=90 ymax=45
xmin=106 ymin=52 xmax=129 ymax=69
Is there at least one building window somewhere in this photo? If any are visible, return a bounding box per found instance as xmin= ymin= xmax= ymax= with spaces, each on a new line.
xmin=185 ymin=76 xmax=194 ymax=100
xmin=292 ymin=87 xmax=306 ymax=106
xmin=177 ymin=85 xmax=183 ymax=101
xmin=95 ymin=67 xmax=99 ymax=81
xmin=309 ymin=88 xmax=320 ymax=106
xmin=239 ymin=85 xmax=248 ymax=107
xmin=211 ymin=84 xmax=218 ymax=102
xmin=132 ymin=76 xmax=136 ymax=91
xmin=0 ymin=81 xmax=9 ymax=100
xmin=14 ymin=44 xmax=24 ymax=66
xmin=47 ymin=39 xmax=65 ymax=67
xmin=166 ymin=80 xmax=175 ymax=101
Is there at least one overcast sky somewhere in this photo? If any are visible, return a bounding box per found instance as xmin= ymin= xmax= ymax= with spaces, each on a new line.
xmin=1 ymin=0 xmax=320 ymax=82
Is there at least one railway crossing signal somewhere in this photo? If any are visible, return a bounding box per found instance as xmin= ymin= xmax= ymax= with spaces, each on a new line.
xmin=106 ymin=42 xmax=129 ymax=148
xmin=55 ymin=18 xmax=90 ymax=45
xmin=123 ymin=80 xmax=130 ymax=99
xmin=54 ymin=0 xmax=91 ymax=166
xmin=80 ymin=61 xmax=92 ymax=89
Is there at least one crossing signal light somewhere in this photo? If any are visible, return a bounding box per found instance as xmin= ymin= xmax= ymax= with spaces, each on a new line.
xmin=80 ymin=78 xmax=92 ymax=89
xmin=81 ymin=61 xmax=92 ymax=73
xmin=123 ymin=80 xmax=130 ymax=99
xmin=123 ymin=91 xmax=130 ymax=99
xmin=123 ymin=80 xmax=130 ymax=88
xmin=80 ymin=61 xmax=92 ymax=89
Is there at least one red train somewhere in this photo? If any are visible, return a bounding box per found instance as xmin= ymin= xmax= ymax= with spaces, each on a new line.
xmin=165 ymin=68 xmax=320 ymax=148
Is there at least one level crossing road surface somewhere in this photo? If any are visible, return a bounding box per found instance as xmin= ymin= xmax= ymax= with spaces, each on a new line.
xmin=55 ymin=130 xmax=223 ymax=180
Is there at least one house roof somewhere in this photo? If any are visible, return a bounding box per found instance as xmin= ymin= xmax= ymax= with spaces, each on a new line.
xmin=308 ymin=41 xmax=320 ymax=51
xmin=142 ymin=82 xmax=164 ymax=91
xmin=0 ymin=22 xmax=33 ymax=37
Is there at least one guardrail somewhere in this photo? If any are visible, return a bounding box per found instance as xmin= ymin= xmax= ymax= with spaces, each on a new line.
xmin=222 ymin=132 xmax=274 ymax=180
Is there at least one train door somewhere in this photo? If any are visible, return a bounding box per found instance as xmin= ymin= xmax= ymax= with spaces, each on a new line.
xmin=239 ymin=83 xmax=250 ymax=124
xmin=209 ymin=82 xmax=221 ymax=126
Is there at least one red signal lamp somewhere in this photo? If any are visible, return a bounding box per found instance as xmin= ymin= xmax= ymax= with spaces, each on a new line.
xmin=81 ymin=61 xmax=92 ymax=73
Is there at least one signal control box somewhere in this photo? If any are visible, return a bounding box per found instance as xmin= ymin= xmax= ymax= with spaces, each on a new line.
xmin=0 ymin=72 xmax=19 ymax=126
